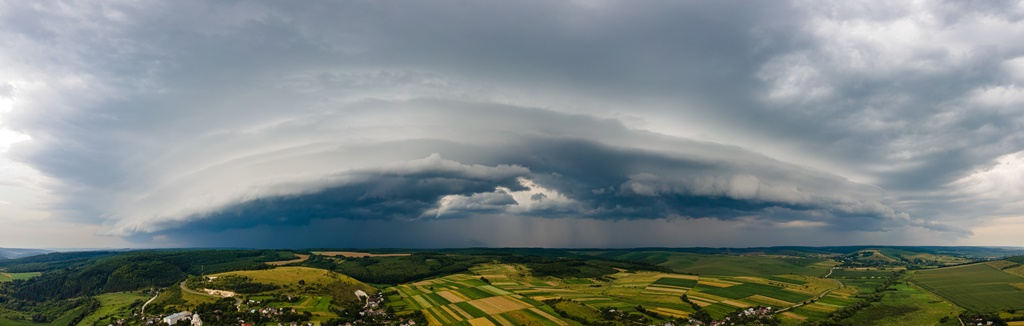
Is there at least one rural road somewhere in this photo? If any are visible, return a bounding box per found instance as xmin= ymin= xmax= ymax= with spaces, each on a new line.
xmin=824 ymin=267 xmax=835 ymax=278
xmin=140 ymin=292 xmax=159 ymax=316
xmin=777 ymin=269 xmax=844 ymax=314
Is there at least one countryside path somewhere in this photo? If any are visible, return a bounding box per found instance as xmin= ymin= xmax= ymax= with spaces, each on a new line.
xmin=777 ymin=268 xmax=844 ymax=314
xmin=141 ymin=292 xmax=159 ymax=316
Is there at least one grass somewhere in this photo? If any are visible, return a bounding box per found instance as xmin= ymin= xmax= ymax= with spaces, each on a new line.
xmin=913 ymin=263 xmax=1024 ymax=312
xmin=0 ymin=306 xmax=87 ymax=326
xmin=0 ymin=272 xmax=41 ymax=282
xmin=840 ymin=282 xmax=960 ymax=326
xmin=75 ymin=292 xmax=149 ymax=326
xmin=208 ymin=266 xmax=360 ymax=286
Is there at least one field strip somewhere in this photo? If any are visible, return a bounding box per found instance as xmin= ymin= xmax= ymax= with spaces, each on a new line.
xmin=782 ymin=312 xmax=807 ymax=320
xmin=437 ymin=290 xmax=466 ymax=303
xmin=478 ymin=285 xmax=512 ymax=295
xmin=468 ymin=296 xmax=531 ymax=315
xmin=746 ymin=294 xmax=793 ymax=307
xmin=412 ymin=295 xmax=432 ymax=308
xmin=698 ymin=280 xmax=738 ymax=288
xmin=489 ymin=314 xmax=517 ymax=326
xmin=652 ymin=307 xmax=689 ymax=318
xmin=721 ymin=299 xmax=752 ymax=308
xmin=423 ymin=308 xmax=443 ymax=325
xmin=688 ymin=297 xmax=715 ymax=307
xmin=449 ymin=304 xmax=476 ymax=320
xmin=645 ymin=286 xmax=688 ymax=293
xmin=468 ymin=317 xmax=496 ymax=326
xmin=687 ymin=292 xmax=731 ymax=303
xmin=440 ymin=305 xmax=466 ymax=321
xmin=528 ymin=307 xmax=569 ymax=326
xmin=660 ymin=274 xmax=700 ymax=280
xmin=265 ymin=254 xmax=310 ymax=266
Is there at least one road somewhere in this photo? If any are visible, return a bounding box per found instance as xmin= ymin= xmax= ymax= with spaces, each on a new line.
xmin=140 ymin=292 xmax=159 ymax=316
xmin=777 ymin=268 xmax=844 ymax=314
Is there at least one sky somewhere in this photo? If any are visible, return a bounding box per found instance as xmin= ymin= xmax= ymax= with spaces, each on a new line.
xmin=1 ymin=1 xmax=1024 ymax=249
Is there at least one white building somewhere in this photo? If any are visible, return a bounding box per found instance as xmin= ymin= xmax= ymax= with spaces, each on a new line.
xmin=162 ymin=311 xmax=191 ymax=325
xmin=190 ymin=314 xmax=202 ymax=326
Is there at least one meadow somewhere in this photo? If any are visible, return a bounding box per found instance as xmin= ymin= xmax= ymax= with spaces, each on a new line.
xmin=75 ymin=292 xmax=149 ymax=326
xmin=0 ymin=272 xmax=41 ymax=282
xmin=838 ymin=282 xmax=960 ymax=326
xmin=912 ymin=263 xmax=1024 ymax=312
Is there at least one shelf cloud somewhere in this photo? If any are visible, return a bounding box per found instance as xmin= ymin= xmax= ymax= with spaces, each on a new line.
xmin=1 ymin=0 xmax=1022 ymax=247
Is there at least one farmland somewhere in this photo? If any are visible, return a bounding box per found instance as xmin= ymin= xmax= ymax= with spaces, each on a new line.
xmin=0 ymin=272 xmax=41 ymax=282
xmin=584 ymin=251 xmax=837 ymax=277
xmin=388 ymin=263 xmax=842 ymax=325
xmin=75 ymin=292 xmax=149 ymax=326
xmin=265 ymin=254 xmax=310 ymax=266
xmin=912 ymin=263 xmax=1024 ymax=312
xmin=839 ymin=281 xmax=960 ymax=326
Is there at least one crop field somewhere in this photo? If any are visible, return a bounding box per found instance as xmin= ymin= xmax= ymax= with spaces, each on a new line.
xmin=597 ymin=252 xmax=836 ymax=277
xmin=828 ymin=268 xmax=896 ymax=279
xmin=76 ymin=292 xmax=150 ymax=326
xmin=913 ymin=263 xmax=1024 ymax=312
xmin=388 ymin=263 xmax=842 ymax=325
xmin=209 ymin=266 xmax=362 ymax=286
xmin=265 ymin=254 xmax=310 ymax=266
xmin=0 ymin=272 xmax=41 ymax=282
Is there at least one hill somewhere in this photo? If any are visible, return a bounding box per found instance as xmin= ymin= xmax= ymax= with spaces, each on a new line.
xmin=0 ymin=248 xmax=51 ymax=260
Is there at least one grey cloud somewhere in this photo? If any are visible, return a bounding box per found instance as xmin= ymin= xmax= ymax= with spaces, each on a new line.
xmin=0 ymin=0 xmax=1018 ymax=247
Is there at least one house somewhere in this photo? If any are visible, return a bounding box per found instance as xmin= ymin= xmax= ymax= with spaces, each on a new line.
xmin=162 ymin=311 xmax=191 ymax=325
xmin=190 ymin=314 xmax=202 ymax=326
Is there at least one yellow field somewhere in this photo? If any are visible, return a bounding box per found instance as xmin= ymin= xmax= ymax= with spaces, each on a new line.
xmin=469 ymin=296 xmax=531 ymax=314
xmin=210 ymin=266 xmax=361 ymax=286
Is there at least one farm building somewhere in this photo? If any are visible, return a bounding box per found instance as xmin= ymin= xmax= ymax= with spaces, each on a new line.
xmin=190 ymin=313 xmax=202 ymax=326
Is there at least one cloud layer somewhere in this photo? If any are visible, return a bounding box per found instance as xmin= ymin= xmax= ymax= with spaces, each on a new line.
xmin=1 ymin=0 xmax=1023 ymax=247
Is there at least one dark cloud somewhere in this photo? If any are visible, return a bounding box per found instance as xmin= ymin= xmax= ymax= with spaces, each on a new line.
xmin=0 ymin=0 xmax=1021 ymax=247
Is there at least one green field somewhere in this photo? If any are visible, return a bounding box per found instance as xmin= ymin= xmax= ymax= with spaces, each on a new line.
xmin=829 ymin=269 xmax=896 ymax=279
xmin=701 ymin=283 xmax=812 ymax=303
xmin=388 ymin=263 xmax=843 ymax=324
xmin=913 ymin=263 xmax=1024 ymax=312
xmin=0 ymin=305 xmax=87 ymax=326
xmin=0 ymin=272 xmax=41 ymax=282
xmin=840 ymin=281 xmax=960 ymax=326
xmin=209 ymin=266 xmax=364 ymax=287
xmin=593 ymin=251 xmax=834 ymax=277
xmin=653 ymin=277 xmax=698 ymax=288
xmin=75 ymin=292 xmax=149 ymax=326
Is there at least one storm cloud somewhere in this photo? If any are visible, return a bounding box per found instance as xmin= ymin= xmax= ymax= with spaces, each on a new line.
xmin=1 ymin=0 xmax=1022 ymax=248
